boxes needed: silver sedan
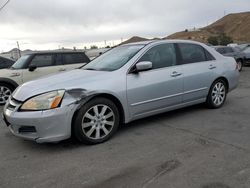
[2,40,239,144]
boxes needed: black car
[0,56,15,69]
[241,46,250,65]
[214,46,245,71]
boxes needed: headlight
[20,90,65,111]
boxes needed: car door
[22,54,60,82]
[127,43,183,117]
[243,47,250,61]
[177,43,215,103]
[62,53,90,71]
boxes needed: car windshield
[236,44,250,51]
[82,45,144,71]
[243,47,250,53]
[11,55,31,69]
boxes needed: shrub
[207,34,233,46]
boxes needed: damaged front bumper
[2,96,78,143]
[2,88,103,143]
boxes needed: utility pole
[0,0,10,12]
[16,41,21,58]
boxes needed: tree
[218,33,233,46]
[90,45,98,49]
[207,33,233,46]
[207,36,219,45]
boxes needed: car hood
[12,69,110,101]
[0,68,15,76]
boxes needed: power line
[0,0,10,12]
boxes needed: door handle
[59,68,66,71]
[171,71,182,77]
[209,65,216,70]
[10,73,20,77]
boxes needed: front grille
[18,126,36,133]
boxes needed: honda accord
[2,40,239,144]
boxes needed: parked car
[2,40,239,144]
[0,56,15,69]
[213,46,245,71]
[242,46,250,65]
[0,51,90,104]
[235,44,250,51]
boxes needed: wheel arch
[71,93,125,135]
[212,77,229,92]
[0,78,19,90]
[236,58,243,62]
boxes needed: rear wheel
[73,97,120,144]
[206,79,227,109]
[0,83,14,105]
[236,59,243,72]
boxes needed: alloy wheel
[212,82,226,106]
[237,61,242,71]
[81,104,115,140]
[0,86,11,105]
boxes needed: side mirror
[28,65,37,72]
[134,61,152,73]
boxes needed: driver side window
[139,43,177,69]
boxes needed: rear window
[63,53,90,65]
[216,48,225,54]
[178,43,207,64]
[224,47,234,53]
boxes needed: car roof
[26,50,86,55]
[121,39,210,47]
[213,46,233,49]
[0,56,15,62]
[121,40,157,46]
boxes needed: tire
[236,59,243,72]
[206,79,227,109]
[73,97,120,144]
[0,83,14,105]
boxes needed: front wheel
[206,79,227,109]
[73,97,120,144]
[0,83,14,105]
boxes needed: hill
[121,12,250,45]
[121,36,149,45]
[165,12,250,43]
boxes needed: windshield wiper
[84,68,98,71]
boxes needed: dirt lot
[0,68,250,188]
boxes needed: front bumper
[2,99,77,143]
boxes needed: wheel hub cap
[212,82,226,106]
[0,86,12,104]
[82,104,115,140]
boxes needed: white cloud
[0,0,249,51]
